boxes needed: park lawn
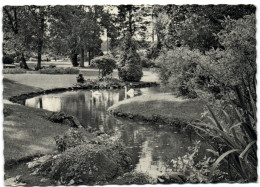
[108,93,205,122]
[3,103,70,163]
[2,79,70,164]
[3,78,43,99]
[3,68,159,90]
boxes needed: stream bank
[3,78,160,185]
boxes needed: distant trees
[3,6,50,70]
[3,6,31,69]
[49,6,103,67]
[151,5,256,53]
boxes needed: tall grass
[189,93,257,182]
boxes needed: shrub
[3,68,26,74]
[140,56,154,68]
[118,32,143,82]
[168,140,228,183]
[112,172,155,184]
[91,56,117,78]
[3,55,14,64]
[54,129,86,152]
[154,47,203,98]
[39,67,79,74]
[42,143,132,185]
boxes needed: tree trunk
[20,53,29,69]
[107,31,109,54]
[128,8,133,36]
[71,53,78,67]
[151,8,154,43]
[36,14,45,70]
[37,41,43,70]
[88,50,91,66]
[80,48,84,67]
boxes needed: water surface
[25,87,206,178]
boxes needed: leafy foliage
[42,142,132,185]
[91,56,117,78]
[169,141,228,183]
[190,104,257,182]
[154,47,203,98]
[118,32,143,82]
[3,55,14,64]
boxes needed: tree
[49,6,103,67]
[91,56,117,78]
[26,5,49,70]
[118,32,143,82]
[3,6,30,69]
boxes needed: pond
[25,87,208,178]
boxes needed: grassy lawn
[3,78,43,99]
[3,79,71,163]
[3,69,159,90]
[108,93,205,122]
[3,103,70,163]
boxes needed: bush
[3,68,26,74]
[39,67,79,74]
[112,172,155,184]
[118,32,143,82]
[41,143,132,185]
[154,47,203,98]
[3,55,14,64]
[54,129,86,152]
[140,56,154,68]
[91,56,117,78]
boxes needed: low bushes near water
[163,141,228,183]
[39,67,79,74]
[112,172,155,184]
[35,129,133,185]
[75,78,124,89]
[39,142,132,185]
[54,129,86,152]
[3,68,27,74]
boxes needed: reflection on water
[25,87,205,178]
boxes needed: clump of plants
[167,141,228,183]
[40,142,132,185]
[54,129,86,152]
[118,32,143,82]
[3,68,27,74]
[75,78,124,89]
[3,54,14,64]
[39,67,79,74]
[112,172,155,184]
[190,104,257,182]
[91,56,117,78]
